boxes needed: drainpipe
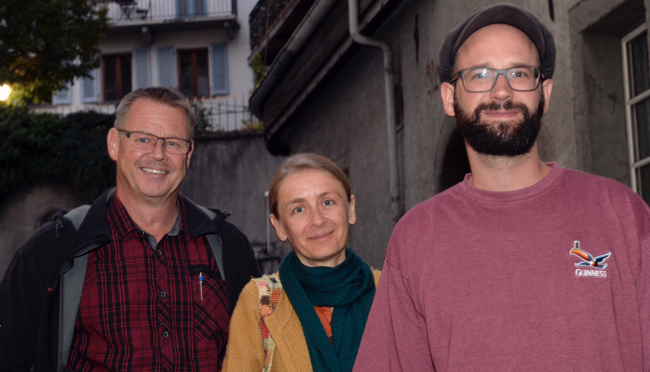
[348,0,401,223]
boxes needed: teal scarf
[279,247,375,372]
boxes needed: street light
[0,84,11,101]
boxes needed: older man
[0,87,261,372]
[354,4,650,371]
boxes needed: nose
[311,207,327,227]
[149,138,166,160]
[489,73,513,102]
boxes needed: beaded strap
[253,274,283,372]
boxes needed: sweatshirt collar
[457,162,565,204]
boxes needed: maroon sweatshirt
[354,164,650,371]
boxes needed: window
[103,54,132,101]
[178,49,210,99]
[623,24,650,204]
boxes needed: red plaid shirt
[67,195,230,371]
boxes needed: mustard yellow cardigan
[222,270,381,372]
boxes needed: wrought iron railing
[32,94,260,133]
[192,94,262,133]
[248,0,293,49]
[101,0,233,22]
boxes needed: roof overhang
[249,0,403,155]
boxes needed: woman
[223,153,380,372]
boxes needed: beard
[454,93,545,157]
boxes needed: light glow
[0,84,11,101]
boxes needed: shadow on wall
[439,127,471,191]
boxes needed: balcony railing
[249,0,292,49]
[102,0,233,23]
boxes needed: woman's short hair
[269,153,351,217]
[114,87,197,138]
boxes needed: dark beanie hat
[438,3,556,83]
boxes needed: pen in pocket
[199,272,204,301]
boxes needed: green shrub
[0,104,116,202]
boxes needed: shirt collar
[107,193,190,241]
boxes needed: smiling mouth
[310,231,333,240]
[142,167,168,174]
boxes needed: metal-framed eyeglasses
[450,66,542,93]
[117,129,192,155]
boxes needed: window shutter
[157,46,176,88]
[133,48,151,89]
[81,69,98,103]
[53,84,71,105]
[176,0,206,16]
[210,43,228,96]
[176,0,188,16]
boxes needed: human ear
[185,141,194,168]
[348,195,357,225]
[440,82,457,117]
[541,79,553,114]
[269,214,288,242]
[107,128,120,162]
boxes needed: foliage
[249,53,268,88]
[0,104,116,202]
[0,0,109,103]
[190,101,211,135]
[243,119,264,130]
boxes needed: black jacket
[0,190,261,372]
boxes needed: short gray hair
[114,87,197,138]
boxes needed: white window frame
[622,23,650,194]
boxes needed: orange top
[314,306,334,344]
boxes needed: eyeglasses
[117,129,192,155]
[450,66,542,93]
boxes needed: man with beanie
[353,4,650,371]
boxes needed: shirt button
[160,291,166,298]
[157,250,163,256]
[163,331,169,337]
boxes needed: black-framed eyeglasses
[450,66,542,93]
[117,129,192,155]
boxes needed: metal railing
[101,0,233,22]
[31,94,261,133]
[249,0,293,49]
[192,94,262,132]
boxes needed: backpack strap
[58,205,91,372]
[195,205,225,281]
[253,274,283,372]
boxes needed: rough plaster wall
[0,183,89,279]
[180,133,286,247]
[520,0,579,168]
[581,33,629,184]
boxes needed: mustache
[474,100,529,114]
